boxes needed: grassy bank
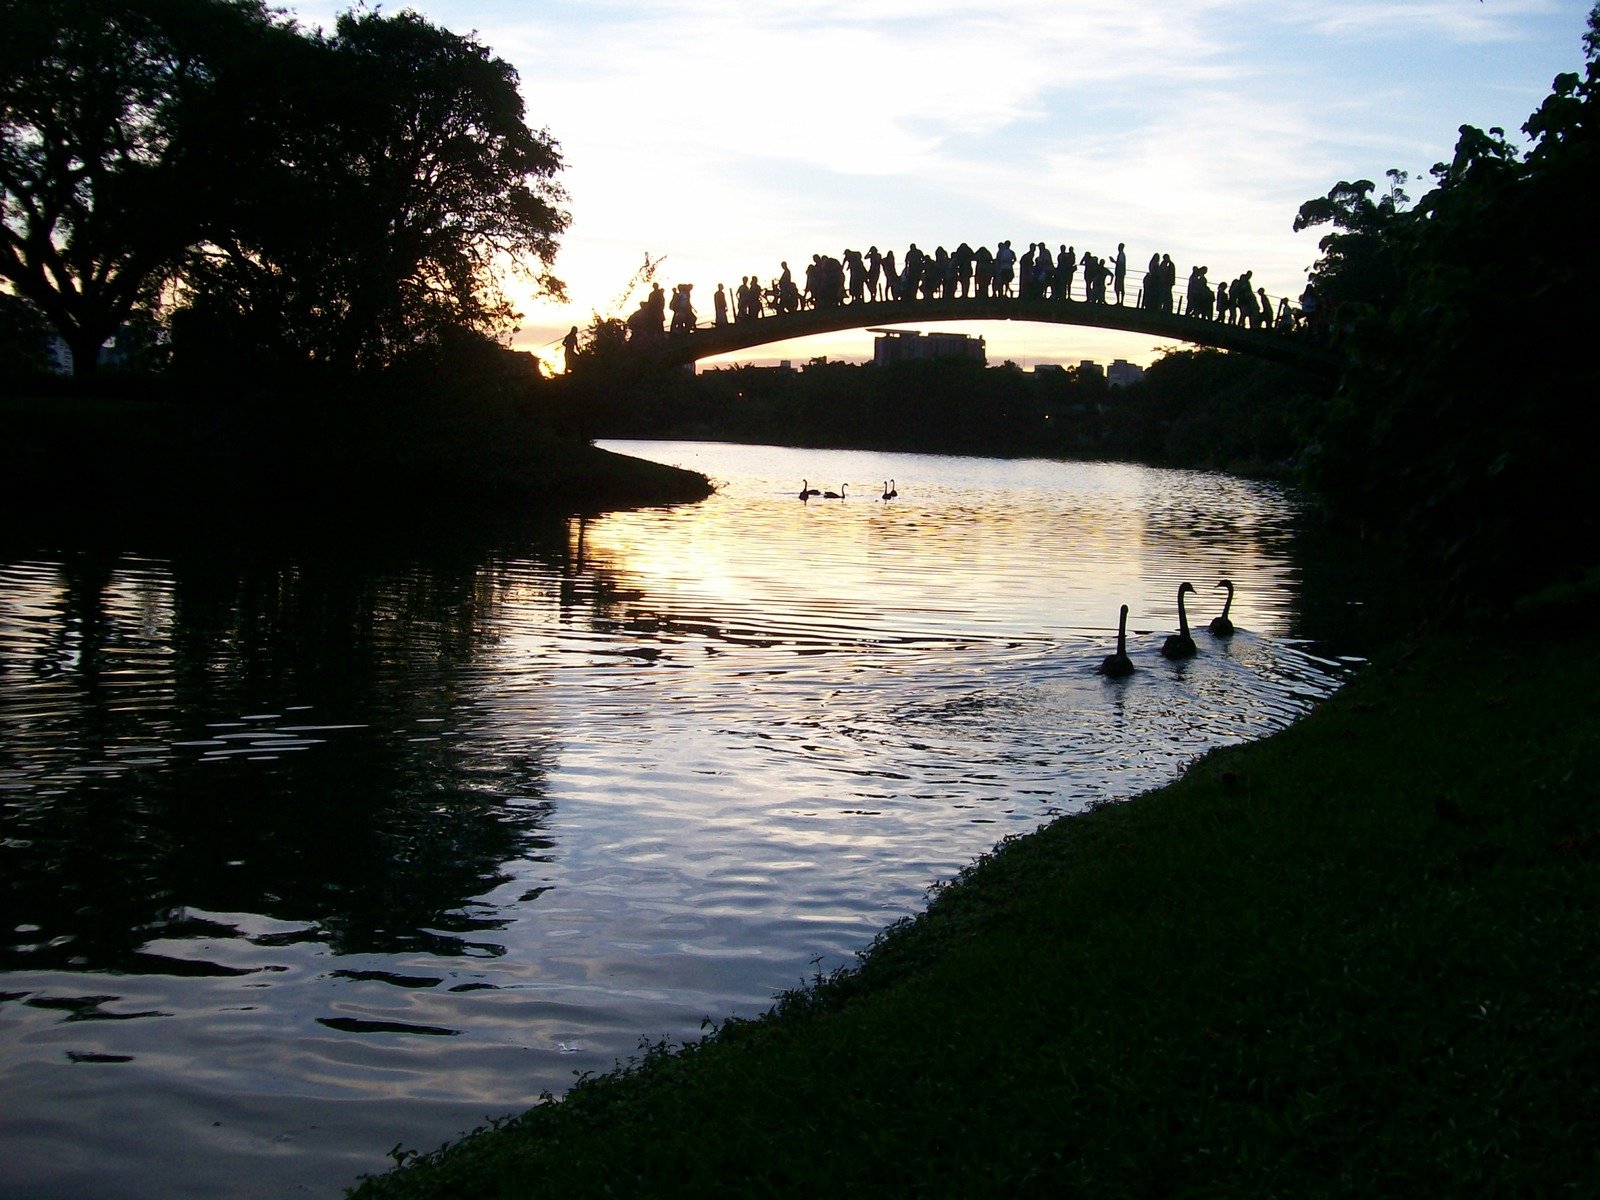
[349,616,1598,1198]
[0,392,713,519]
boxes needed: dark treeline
[575,350,1319,479]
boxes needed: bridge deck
[647,297,1345,376]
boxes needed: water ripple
[0,443,1358,1199]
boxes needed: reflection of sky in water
[0,444,1357,1199]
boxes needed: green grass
[349,622,1600,1198]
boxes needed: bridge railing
[673,267,1311,337]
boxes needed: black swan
[1098,604,1134,677]
[1209,579,1235,638]
[799,480,820,498]
[1161,582,1198,659]
[823,484,848,499]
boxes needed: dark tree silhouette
[0,0,277,375]
[1292,170,1410,319]
[178,9,570,374]
[1296,3,1600,600]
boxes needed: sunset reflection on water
[0,442,1353,1199]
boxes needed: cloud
[282,0,1585,362]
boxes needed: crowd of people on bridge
[607,239,1323,351]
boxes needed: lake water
[0,441,1362,1198]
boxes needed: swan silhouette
[1098,605,1134,677]
[823,483,848,499]
[1161,582,1198,659]
[887,479,898,499]
[799,479,820,499]
[1209,580,1235,638]
[881,480,892,501]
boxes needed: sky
[290,0,1589,371]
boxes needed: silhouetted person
[953,242,974,297]
[866,246,884,301]
[927,247,948,300]
[1257,286,1271,329]
[1061,246,1077,300]
[903,244,925,301]
[669,283,695,333]
[626,301,654,345]
[1231,271,1257,327]
[1217,280,1231,324]
[994,240,1016,297]
[1113,243,1127,305]
[1083,253,1109,303]
[1300,282,1320,331]
[713,284,729,326]
[844,249,866,303]
[882,249,899,300]
[821,254,845,307]
[562,325,579,372]
[1159,254,1175,312]
[974,244,994,298]
[1187,266,1210,318]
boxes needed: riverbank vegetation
[1290,14,1599,603]
[349,601,1599,1199]
[574,349,1320,480]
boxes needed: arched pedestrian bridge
[644,297,1346,377]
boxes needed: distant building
[46,336,72,374]
[1077,359,1104,378]
[869,328,986,367]
[1106,358,1145,388]
[44,331,138,374]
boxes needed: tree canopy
[0,0,277,373]
[0,0,569,377]
[1294,4,1600,600]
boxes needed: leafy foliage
[0,0,278,373]
[1296,7,1600,601]
[177,8,569,375]
[1,1,569,378]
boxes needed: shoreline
[0,394,716,527]
[348,614,1599,1197]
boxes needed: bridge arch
[645,297,1345,376]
